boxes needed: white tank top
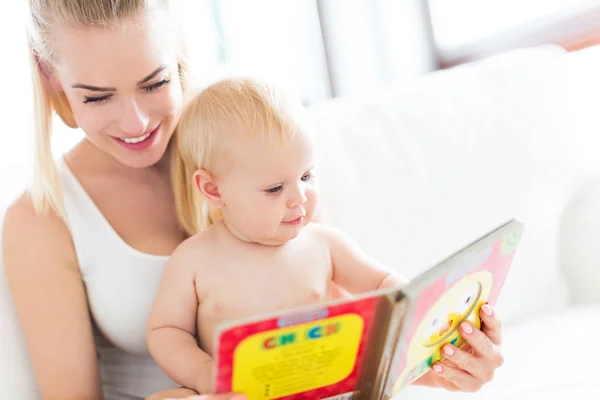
[58,157,179,399]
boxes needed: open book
[212,219,524,400]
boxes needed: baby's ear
[193,169,223,208]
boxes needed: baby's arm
[146,239,212,393]
[317,224,407,293]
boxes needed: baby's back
[193,224,332,355]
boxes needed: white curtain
[214,0,331,104]
[317,0,437,97]
[428,0,600,64]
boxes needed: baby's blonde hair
[26,0,188,220]
[172,78,309,236]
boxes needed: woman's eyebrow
[70,65,167,92]
[71,83,117,92]
[137,65,167,86]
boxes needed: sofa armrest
[560,175,600,305]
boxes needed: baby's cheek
[306,185,320,202]
[308,188,320,212]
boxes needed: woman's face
[50,12,183,168]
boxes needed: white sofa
[2,44,600,399]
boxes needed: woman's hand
[414,303,504,392]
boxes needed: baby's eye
[301,172,313,181]
[266,185,283,194]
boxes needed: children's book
[212,218,524,400]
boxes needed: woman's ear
[36,54,62,91]
[35,53,78,128]
[193,169,223,208]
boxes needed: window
[428,0,600,66]
[214,1,330,104]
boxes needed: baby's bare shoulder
[169,228,220,272]
[304,222,342,243]
[301,223,340,255]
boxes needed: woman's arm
[3,194,103,399]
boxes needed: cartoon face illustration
[421,303,449,345]
[421,280,482,347]
[414,271,492,355]
[392,271,493,395]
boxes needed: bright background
[2,0,600,173]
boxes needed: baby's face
[216,130,320,245]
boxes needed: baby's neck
[215,219,290,248]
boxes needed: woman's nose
[118,95,149,135]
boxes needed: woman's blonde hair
[26,0,188,220]
[172,78,309,236]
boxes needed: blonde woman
[2,1,244,399]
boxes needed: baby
[147,78,406,394]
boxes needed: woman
[2,1,505,399]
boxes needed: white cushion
[308,45,584,325]
[560,174,600,305]
[398,304,600,399]
[563,45,600,173]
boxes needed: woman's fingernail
[461,322,473,334]
[443,345,454,356]
[482,304,493,316]
[433,364,443,373]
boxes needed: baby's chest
[202,251,332,316]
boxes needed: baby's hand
[415,304,504,392]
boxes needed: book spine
[372,298,409,400]
[355,290,406,400]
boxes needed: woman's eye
[301,172,313,181]
[266,185,283,194]
[145,79,170,93]
[83,95,111,104]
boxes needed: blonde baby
[146,78,405,395]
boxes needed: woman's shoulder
[4,191,64,232]
[2,192,77,272]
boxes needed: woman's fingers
[431,361,483,392]
[479,303,503,346]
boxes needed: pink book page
[387,226,522,395]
